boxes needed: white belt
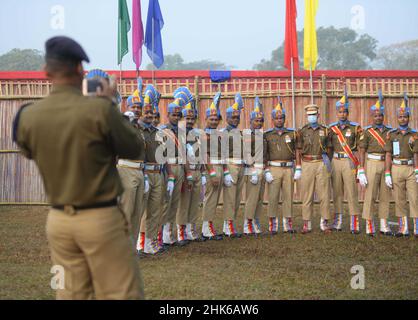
[144,164,162,171]
[333,153,349,159]
[118,159,144,169]
[269,161,294,168]
[189,164,202,170]
[393,159,413,166]
[167,158,181,165]
[227,159,244,165]
[367,154,385,161]
[209,159,225,165]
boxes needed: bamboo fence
[1,72,417,204]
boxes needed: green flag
[118,0,131,65]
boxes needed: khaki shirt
[328,121,362,153]
[264,128,296,162]
[160,122,182,159]
[296,124,328,156]
[222,125,243,160]
[358,125,391,154]
[385,128,418,159]
[15,85,143,206]
[204,128,223,161]
[138,121,161,164]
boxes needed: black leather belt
[52,199,118,211]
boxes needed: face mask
[308,115,318,124]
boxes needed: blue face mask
[308,115,318,124]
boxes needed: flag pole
[291,58,296,129]
[309,64,314,104]
[152,14,155,85]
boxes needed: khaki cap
[305,104,319,115]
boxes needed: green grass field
[0,205,417,300]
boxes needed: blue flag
[145,0,164,68]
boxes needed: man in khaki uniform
[384,93,418,238]
[136,84,166,255]
[201,92,224,241]
[243,97,265,236]
[327,92,363,234]
[296,104,332,234]
[222,93,245,238]
[160,87,192,246]
[358,91,393,236]
[13,36,143,299]
[263,97,297,234]
[117,80,146,247]
[177,99,207,242]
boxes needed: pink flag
[132,0,144,71]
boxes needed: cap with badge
[304,104,319,115]
[127,78,144,109]
[206,92,222,118]
[142,84,159,113]
[226,93,244,119]
[250,97,264,120]
[45,36,90,63]
[397,92,410,116]
[181,88,197,118]
[371,89,385,115]
[272,96,286,118]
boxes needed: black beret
[45,36,90,63]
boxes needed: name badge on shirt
[285,135,291,143]
[319,130,325,137]
[393,140,400,156]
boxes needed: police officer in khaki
[160,88,191,246]
[117,80,146,247]
[222,93,245,238]
[13,36,144,299]
[137,84,166,255]
[177,99,207,242]
[201,92,224,240]
[264,97,297,234]
[296,104,332,234]
[243,97,265,236]
[384,93,418,238]
[327,92,362,234]
[358,91,393,236]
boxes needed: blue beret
[45,36,90,63]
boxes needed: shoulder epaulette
[265,128,274,134]
[411,129,417,133]
[389,128,397,133]
[286,128,296,132]
[12,103,33,143]
[350,121,360,126]
[328,122,338,127]
[385,125,393,130]
[364,125,372,131]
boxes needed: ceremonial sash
[331,126,360,167]
[368,128,386,149]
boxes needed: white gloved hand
[357,168,368,187]
[265,171,274,184]
[144,175,150,193]
[224,172,234,187]
[250,174,259,185]
[201,175,207,186]
[415,169,418,183]
[294,166,302,181]
[385,172,393,189]
[167,179,175,196]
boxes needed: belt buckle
[64,205,76,215]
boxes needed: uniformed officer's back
[18,87,140,206]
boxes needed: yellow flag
[304,0,319,71]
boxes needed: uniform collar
[308,124,320,130]
[226,124,238,131]
[138,120,153,130]
[51,84,82,95]
[398,126,410,134]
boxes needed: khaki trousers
[46,207,144,300]
[177,170,202,225]
[202,165,224,222]
[362,159,391,220]
[331,158,361,216]
[301,160,332,221]
[244,170,265,220]
[267,167,294,218]
[140,172,164,240]
[223,164,245,221]
[161,165,185,225]
[118,167,144,246]
[392,165,418,218]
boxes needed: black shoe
[137,250,147,258]
[224,233,242,239]
[380,231,394,236]
[243,232,257,237]
[177,240,190,247]
[202,234,223,241]
[332,227,343,232]
[269,231,279,236]
[367,233,376,237]
[350,230,361,235]
[284,230,297,234]
[395,232,410,238]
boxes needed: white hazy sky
[1,0,418,70]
